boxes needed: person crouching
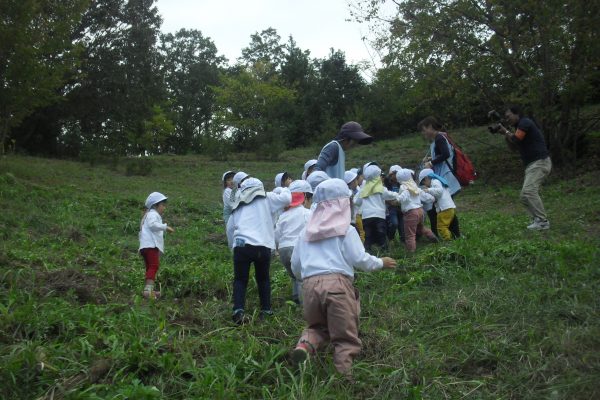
[227,177,291,324]
[290,178,397,375]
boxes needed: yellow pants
[437,208,456,241]
[356,215,366,243]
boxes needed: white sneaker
[527,219,550,230]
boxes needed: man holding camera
[498,106,552,230]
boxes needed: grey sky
[155,0,383,68]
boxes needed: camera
[487,110,504,134]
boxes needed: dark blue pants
[233,245,271,312]
[363,217,388,252]
[386,207,405,242]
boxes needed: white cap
[145,192,168,209]
[396,168,413,183]
[301,171,307,180]
[222,170,235,182]
[304,159,318,171]
[313,178,352,203]
[233,171,249,186]
[349,168,358,175]
[344,170,358,184]
[274,172,288,188]
[419,168,434,183]
[388,165,401,175]
[289,179,313,194]
[364,164,382,181]
[307,171,330,191]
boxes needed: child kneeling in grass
[290,179,396,375]
[139,192,174,299]
[419,168,457,241]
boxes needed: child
[290,178,397,375]
[226,177,291,324]
[275,179,312,304]
[222,170,236,225]
[302,159,318,180]
[344,170,359,228]
[419,168,457,241]
[395,169,438,253]
[385,165,405,243]
[139,192,175,299]
[274,171,293,188]
[354,164,402,252]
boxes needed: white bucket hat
[233,171,249,187]
[344,170,358,185]
[289,179,313,194]
[307,171,330,191]
[145,192,168,209]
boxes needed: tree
[159,29,225,154]
[240,28,285,81]
[0,0,89,154]
[354,0,600,164]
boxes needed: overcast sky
[155,0,384,68]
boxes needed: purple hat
[338,121,373,145]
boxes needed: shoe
[142,290,160,299]
[232,309,247,325]
[259,310,274,321]
[291,343,309,365]
[527,219,550,230]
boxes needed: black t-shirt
[511,117,549,165]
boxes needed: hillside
[1,132,599,399]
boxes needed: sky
[155,0,385,69]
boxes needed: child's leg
[141,248,160,290]
[403,209,419,252]
[427,208,438,237]
[297,276,331,352]
[449,214,461,238]
[326,275,361,375]
[232,246,252,312]
[398,209,406,242]
[355,215,366,243]
[253,245,272,312]
[362,218,375,251]
[374,218,388,250]
[279,246,299,302]
[437,209,455,240]
[415,208,437,241]
[386,209,398,240]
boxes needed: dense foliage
[1,0,599,164]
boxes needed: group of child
[136,153,459,376]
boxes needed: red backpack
[440,132,477,186]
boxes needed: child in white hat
[395,169,437,253]
[139,192,175,299]
[227,177,292,324]
[275,179,312,304]
[290,178,396,375]
[419,168,457,241]
[222,171,236,225]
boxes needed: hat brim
[346,131,373,145]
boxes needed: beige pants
[297,273,361,374]
[520,157,552,221]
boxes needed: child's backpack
[440,132,477,186]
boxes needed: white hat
[307,171,330,191]
[418,168,434,183]
[396,168,413,183]
[349,168,358,175]
[145,192,168,209]
[274,172,288,188]
[222,170,235,182]
[240,177,263,190]
[388,165,401,175]
[304,159,318,171]
[344,170,358,184]
[313,178,352,204]
[289,179,313,194]
[364,164,382,181]
[233,171,249,186]
[301,171,307,180]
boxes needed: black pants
[233,245,271,312]
[386,207,405,242]
[363,217,388,252]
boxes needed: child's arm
[420,191,435,204]
[267,188,292,213]
[146,212,168,232]
[342,227,388,272]
[290,238,302,281]
[425,180,444,198]
[397,185,410,203]
[353,190,363,207]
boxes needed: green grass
[1,132,599,399]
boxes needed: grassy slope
[1,128,599,399]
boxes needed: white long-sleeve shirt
[397,185,435,213]
[291,226,383,280]
[227,189,291,250]
[275,205,310,249]
[353,188,400,219]
[427,179,456,212]
[139,209,168,253]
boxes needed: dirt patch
[205,232,227,244]
[37,269,105,304]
